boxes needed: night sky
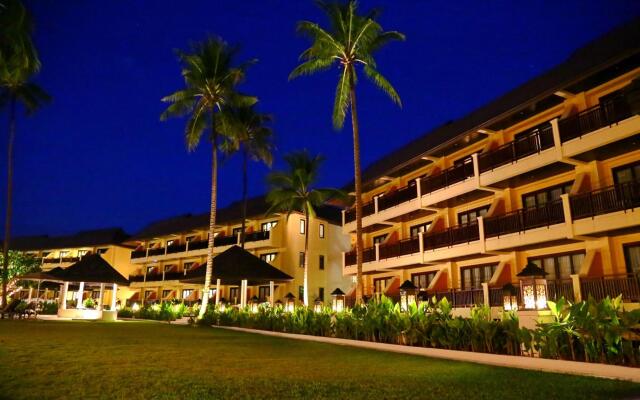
[2,1,639,237]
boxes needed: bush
[40,301,58,315]
[117,307,134,318]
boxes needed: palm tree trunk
[198,122,218,319]
[303,208,310,306]
[240,148,248,249]
[2,96,16,307]
[349,72,364,304]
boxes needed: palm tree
[218,106,274,248]
[0,0,50,306]
[266,150,344,306]
[160,36,256,318]
[290,1,404,303]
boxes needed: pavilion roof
[54,254,129,285]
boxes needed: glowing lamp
[217,297,227,312]
[249,295,259,313]
[517,262,548,310]
[284,292,296,312]
[399,280,418,311]
[502,283,519,311]
[313,297,323,313]
[330,288,346,313]
[132,302,140,312]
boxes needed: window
[260,253,277,263]
[42,251,51,257]
[208,289,215,299]
[185,235,197,242]
[162,290,172,299]
[461,264,498,290]
[319,223,325,238]
[299,285,304,300]
[258,286,271,302]
[299,252,305,268]
[522,181,573,209]
[164,264,175,272]
[91,291,101,299]
[613,161,640,185]
[318,287,324,302]
[182,289,193,299]
[97,248,108,254]
[148,242,156,249]
[144,290,155,300]
[59,251,69,258]
[373,234,388,245]
[146,266,156,274]
[232,227,243,237]
[183,262,195,271]
[529,252,585,281]
[412,271,437,290]
[229,287,240,304]
[623,244,640,274]
[78,250,89,258]
[373,277,393,294]
[319,255,325,270]
[454,154,474,166]
[299,219,306,234]
[166,239,176,247]
[458,205,490,225]
[410,222,431,238]
[261,221,277,232]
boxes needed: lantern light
[502,283,519,311]
[217,297,227,312]
[517,262,548,310]
[284,292,296,312]
[330,288,346,313]
[313,297,323,313]
[249,295,259,313]
[399,280,418,312]
[132,302,140,312]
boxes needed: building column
[77,282,85,309]
[269,281,275,306]
[27,287,33,303]
[60,282,68,310]
[240,279,247,308]
[110,283,118,311]
[215,279,221,304]
[481,282,490,306]
[98,283,105,310]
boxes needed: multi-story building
[341,21,640,309]
[124,196,351,306]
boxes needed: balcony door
[624,244,640,274]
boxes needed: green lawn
[0,320,638,400]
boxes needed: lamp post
[330,288,346,313]
[284,292,296,312]
[313,297,323,313]
[517,262,548,310]
[399,280,418,312]
[502,283,519,311]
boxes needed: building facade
[340,22,640,309]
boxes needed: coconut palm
[218,106,274,248]
[0,0,50,306]
[160,36,256,318]
[266,150,344,306]
[290,0,404,303]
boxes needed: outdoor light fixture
[313,297,323,313]
[417,290,430,308]
[218,297,227,312]
[399,280,418,311]
[249,295,259,313]
[517,262,548,310]
[284,292,296,312]
[330,288,346,313]
[132,302,140,312]
[502,283,519,311]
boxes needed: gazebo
[17,268,64,303]
[181,245,293,307]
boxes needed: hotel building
[340,22,640,309]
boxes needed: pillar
[98,283,105,310]
[60,282,68,310]
[110,283,118,311]
[27,287,33,303]
[77,281,85,309]
[269,281,275,306]
[240,279,247,308]
[481,282,490,306]
[215,279,221,304]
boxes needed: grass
[0,320,638,400]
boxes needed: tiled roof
[5,228,130,251]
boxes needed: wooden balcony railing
[431,288,484,307]
[423,222,480,251]
[166,243,187,254]
[558,95,634,142]
[570,180,640,220]
[345,200,376,224]
[377,184,418,212]
[478,123,553,173]
[344,246,377,267]
[547,279,575,302]
[131,250,146,259]
[580,273,640,302]
[378,237,420,260]
[188,240,208,251]
[484,200,565,238]
[420,160,475,195]
[129,274,145,282]
[147,248,165,257]
[244,230,270,242]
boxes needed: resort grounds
[1,319,639,399]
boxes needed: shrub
[117,307,134,318]
[40,301,58,315]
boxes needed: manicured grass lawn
[0,320,638,400]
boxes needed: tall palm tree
[0,0,50,306]
[266,150,344,306]
[290,1,404,303]
[218,106,274,248]
[160,36,256,318]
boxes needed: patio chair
[22,302,38,319]
[0,299,21,319]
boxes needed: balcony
[580,273,640,302]
[423,223,480,251]
[43,257,80,264]
[570,180,640,220]
[559,96,633,143]
[344,247,376,267]
[484,200,565,238]
[378,237,420,260]
[431,288,484,308]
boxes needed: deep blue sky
[2,1,639,237]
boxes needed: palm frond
[332,66,351,129]
[289,57,335,80]
[363,65,401,107]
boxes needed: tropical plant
[290,0,404,303]
[0,251,40,299]
[218,106,274,247]
[266,150,345,306]
[0,0,50,306]
[160,36,256,318]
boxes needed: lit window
[373,234,387,245]
[182,289,193,299]
[299,219,306,234]
[461,264,498,290]
[186,235,197,242]
[183,262,194,271]
[232,227,243,237]
[146,266,156,274]
[166,239,176,247]
[164,265,175,272]
[260,253,277,263]
[319,223,325,238]
[261,221,278,232]
[59,251,69,258]
[162,290,172,299]
[78,250,89,258]
[410,222,431,237]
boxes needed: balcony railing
[345,200,376,224]
[43,257,80,264]
[188,240,208,251]
[478,123,554,173]
[131,250,146,259]
[558,95,633,142]
[431,288,484,307]
[244,230,270,242]
[484,200,565,238]
[378,237,420,260]
[547,279,575,302]
[420,160,475,195]
[344,246,377,267]
[148,248,165,257]
[570,180,640,220]
[129,274,145,282]
[580,273,640,302]
[377,184,418,212]
[423,222,480,251]
[166,243,187,254]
